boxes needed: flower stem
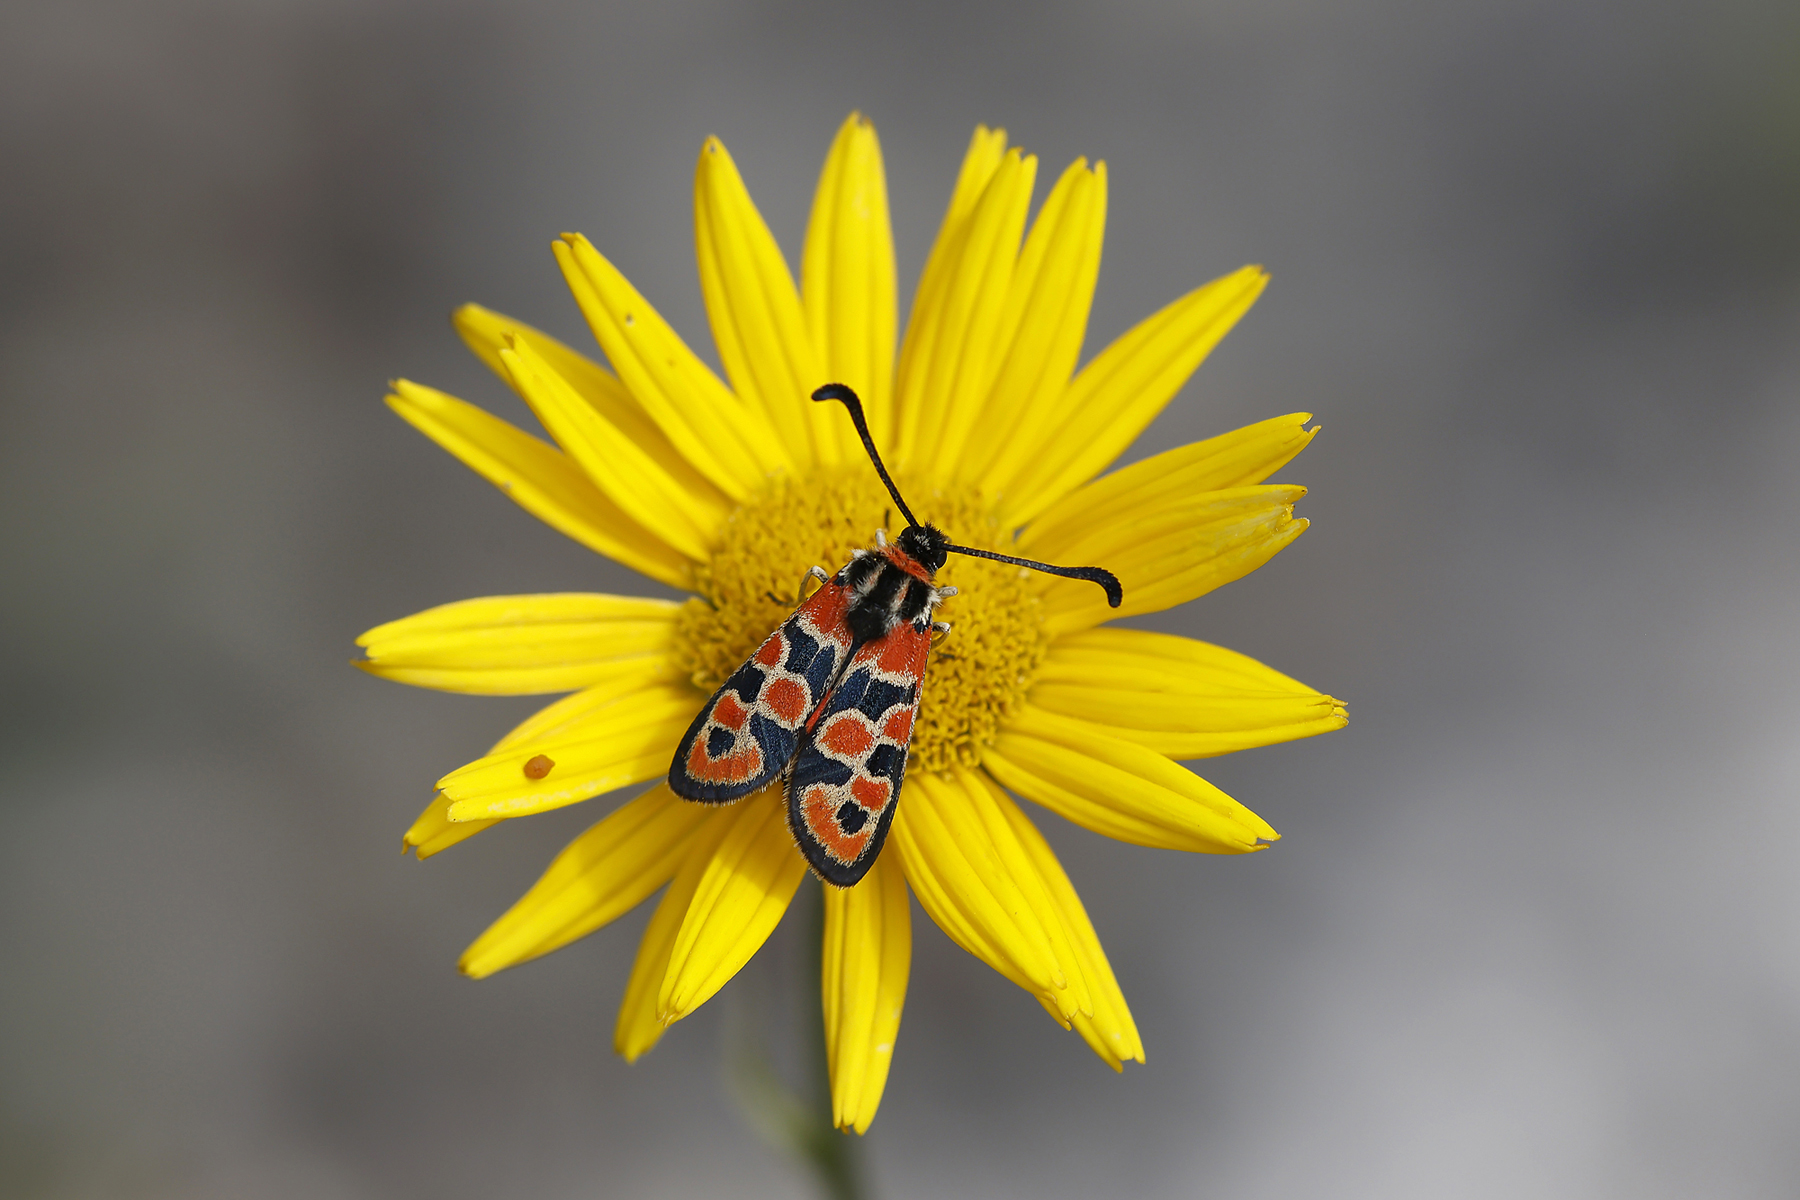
[800,879,864,1200]
[724,879,867,1200]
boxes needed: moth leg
[874,527,887,549]
[934,585,959,600]
[767,566,831,609]
[931,620,953,644]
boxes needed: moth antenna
[812,383,920,530]
[943,543,1124,608]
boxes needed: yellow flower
[358,114,1345,1134]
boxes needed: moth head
[896,523,949,574]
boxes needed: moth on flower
[356,113,1346,1135]
[669,383,1121,885]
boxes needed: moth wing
[669,579,857,802]
[786,619,931,886]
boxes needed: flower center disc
[674,469,1050,774]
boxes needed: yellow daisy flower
[358,113,1345,1134]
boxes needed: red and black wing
[669,580,858,803]
[785,619,931,886]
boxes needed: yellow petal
[403,649,695,857]
[893,125,1009,467]
[1032,628,1347,757]
[355,592,679,695]
[499,337,725,561]
[822,854,910,1134]
[385,381,691,589]
[801,113,898,453]
[1021,412,1317,560]
[890,771,1088,1023]
[985,704,1278,853]
[1033,485,1310,636]
[957,158,1107,485]
[658,786,808,1023]
[979,772,1143,1070]
[459,784,710,978]
[996,265,1269,526]
[894,148,1037,478]
[912,126,1010,314]
[408,696,644,865]
[615,807,736,1061]
[452,303,729,511]
[555,234,792,492]
[437,683,699,821]
[695,136,838,467]
[401,791,486,860]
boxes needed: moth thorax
[844,557,937,644]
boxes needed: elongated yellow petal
[1032,628,1347,757]
[402,670,676,858]
[914,126,1011,305]
[955,158,1107,484]
[355,593,679,695]
[695,136,837,468]
[1034,485,1309,636]
[453,303,729,510]
[822,855,910,1134]
[802,113,897,452]
[385,381,691,588]
[459,785,709,978]
[985,704,1277,853]
[658,786,808,1023]
[895,149,1037,477]
[438,683,699,821]
[616,807,736,1061]
[1021,413,1317,559]
[555,234,791,492]
[890,771,1087,1023]
[893,125,1008,465]
[401,792,486,859]
[997,265,1269,525]
[978,773,1143,1070]
[499,337,725,561]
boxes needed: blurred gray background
[3,1,1798,1197]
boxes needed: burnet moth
[667,383,1123,887]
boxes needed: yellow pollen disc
[673,469,1050,774]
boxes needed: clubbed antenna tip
[942,543,1123,607]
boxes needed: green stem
[724,879,867,1200]
[800,879,864,1200]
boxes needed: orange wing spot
[850,775,890,811]
[882,709,913,743]
[687,737,761,784]
[803,785,870,864]
[764,677,807,723]
[821,714,874,759]
[713,692,750,731]
[755,635,785,667]
[877,631,924,674]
